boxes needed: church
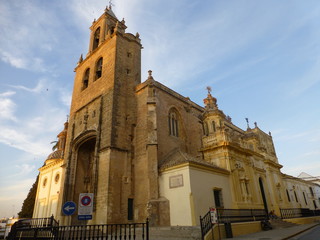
[33,6,319,227]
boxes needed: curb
[281,223,320,240]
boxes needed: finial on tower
[203,86,218,110]
[206,86,212,95]
[148,70,154,80]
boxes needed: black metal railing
[217,208,267,223]
[14,215,59,229]
[200,210,213,240]
[199,208,268,240]
[280,208,320,219]
[8,217,149,240]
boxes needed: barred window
[213,189,224,208]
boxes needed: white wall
[189,167,232,223]
[159,166,193,226]
[33,162,62,218]
[159,165,232,226]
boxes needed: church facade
[33,7,319,226]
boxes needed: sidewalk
[221,223,319,240]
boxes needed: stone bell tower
[59,6,142,225]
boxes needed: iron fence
[199,210,213,240]
[217,208,267,223]
[280,208,320,219]
[199,208,267,240]
[14,216,58,229]
[8,218,149,240]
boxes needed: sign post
[78,193,93,220]
[210,208,217,224]
[62,201,76,216]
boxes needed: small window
[286,189,291,202]
[203,122,209,136]
[168,109,179,137]
[212,121,216,132]
[303,192,308,205]
[95,57,103,80]
[43,178,48,188]
[128,198,134,220]
[93,27,100,50]
[213,189,224,208]
[110,26,115,35]
[82,68,90,90]
[55,173,60,184]
[294,191,298,202]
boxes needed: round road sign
[81,195,92,206]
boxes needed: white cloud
[14,164,36,177]
[0,91,15,98]
[9,79,46,93]
[284,162,320,177]
[0,1,58,72]
[0,91,17,122]
[0,128,50,156]
[0,51,27,69]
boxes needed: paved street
[289,225,320,240]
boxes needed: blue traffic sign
[62,201,76,216]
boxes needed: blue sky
[0,0,320,218]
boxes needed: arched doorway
[259,177,269,215]
[72,137,96,224]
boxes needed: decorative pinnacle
[203,86,218,110]
[148,70,153,80]
[245,118,250,129]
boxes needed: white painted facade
[159,163,232,226]
[33,158,63,218]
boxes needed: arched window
[294,191,298,202]
[82,68,90,90]
[212,121,216,132]
[93,27,100,50]
[303,192,308,205]
[286,189,291,202]
[168,109,179,137]
[95,57,103,80]
[203,122,209,136]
